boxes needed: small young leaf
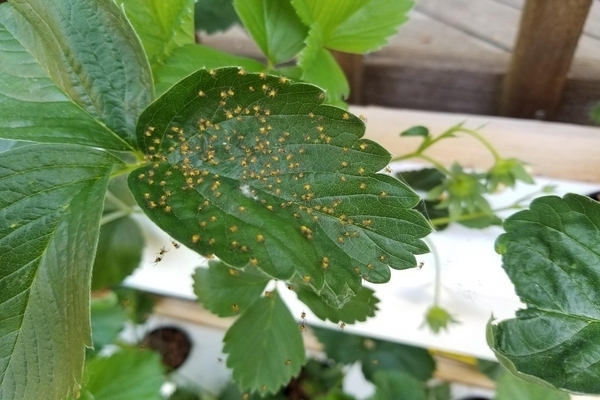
[234,0,308,65]
[193,260,270,317]
[82,348,164,400]
[591,102,600,125]
[195,0,240,34]
[291,0,413,54]
[295,285,379,324]
[489,194,600,394]
[0,5,134,151]
[313,327,435,382]
[8,0,153,148]
[154,44,265,96]
[400,126,429,138]
[118,0,195,73]
[495,370,569,400]
[371,370,427,400]
[0,145,123,400]
[92,216,145,290]
[128,68,430,308]
[223,292,306,394]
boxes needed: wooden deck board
[416,0,600,60]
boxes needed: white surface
[125,167,600,361]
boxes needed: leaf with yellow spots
[223,291,306,395]
[193,260,270,317]
[128,67,431,308]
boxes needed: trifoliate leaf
[128,67,430,308]
[294,285,379,323]
[489,194,600,394]
[193,260,270,317]
[223,291,305,394]
[313,327,435,382]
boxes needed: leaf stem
[111,162,146,180]
[424,236,442,306]
[100,209,130,225]
[454,127,502,162]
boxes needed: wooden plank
[416,0,600,60]
[331,51,364,104]
[499,0,593,120]
[388,10,503,54]
[353,106,600,183]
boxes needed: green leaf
[6,0,153,149]
[489,194,600,394]
[82,348,164,400]
[476,358,504,381]
[294,285,379,323]
[371,370,427,400]
[0,5,132,151]
[114,288,156,325]
[234,0,308,65]
[426,382,451,400]
[92,216,145,290]
[90,292,128,352]
[398,168,444,192]
[291,0,413,54]
[223,291,306,394]
[400,126,429,138]
[195,0,240,34]
[0,145,123,400]
[313,327,435,382]
[118,0,195,73]
[297,24,349,104]
[591,102,600,125]
[193,260,270,317]
[128,68,430,308]
[154,44,265,96]
[422,305,459,334]
[495,370,569,400]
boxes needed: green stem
[454,127,502,162]
[105,190,131,212]
[416,154,452,176]
[111,162,146,180]
[100,209,130,225]
[424,237,442,306]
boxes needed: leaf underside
[489,194,600,394]
[128,67,430,308]
[0,145,121,400]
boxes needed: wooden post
[499,0,592,120]
[331,51,365,105]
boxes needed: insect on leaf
[128,67,431,308]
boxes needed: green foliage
[370,370,427,400]
[591,102,600,125]
[195,0,240,34]
[0,145,123,400]
[313,327,435,382]
[400,126,429,138]
[155,44,265,95]
[494,370,569,400]
[193,260,270,317]
[118,0,195,73]
[489,194,600,393]
[487,158,534,192]
[223,292,306,394]
[90,292,128,352]
[92,216,145,290]
[81,348,164,400]
[423,305,459,334]
[128,67,430,307]
[234,0,308,66]
[3,0,153,149]
[294,285,379,324]
[0,4,138,151]
[291,0,413,53]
